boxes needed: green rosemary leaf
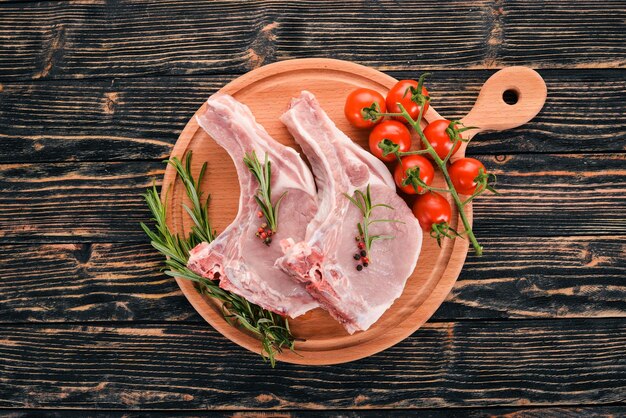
[367,219,405,225]
[164,269,205,283]
[344,184,400,257]
[183,204,203,230]
[264,153,271,200]
[370,203,395,210]
[237,316,264,336]
[244,151,286,233]
[342,192,362,212]
[254,196,271,220]
[371,234,395,240]
[141,151,296,368]
[273,191,288,225]
[196,162,207,191]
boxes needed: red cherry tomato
[344,88,386,128]
[448,158,487,195]
[386,80,430,122]
[368,120,412,163]
[424,119,461,160]
[412,192,452,232]
[393,155,435,194]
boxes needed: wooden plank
[446,235,626,319]
[0,243,197,323]
[1,154,624,243]
[0,236,623,323]
[1,70,624,163]
[0,319,623,409]
[0,161,163,243]
[0,1,624,81]
[473,153,626,237]
[1,406,625,416]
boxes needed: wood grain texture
[1,154,623,243]
[1,406,625,417]
[0,319,624,409]
[447,236,626,319]
[0,161,163,243]
[0,0,624,81]
[1,70,623,163]
[0,0,623,411]
[0,236,624,323]
[0,243,198,323]
[473,153,626,237]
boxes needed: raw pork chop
[276,91,422,333]
[187,94,319,318]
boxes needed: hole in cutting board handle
[502,89,519,105]
[455,67,547,161]
[460,67,546,134]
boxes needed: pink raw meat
[187,94,319,318]
[276,91,422,333]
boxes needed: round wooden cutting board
[162,58,547,365]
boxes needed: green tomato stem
[376,112,405,117]
[423,185,452,193]
[442,137,461,165]
[399,149,430,156]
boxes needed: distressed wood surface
[1,154,624,243]
[0,0,624,81]
[1,70,624,163]
[1,407,625,417]
[0,236,624,323]
[0,319,624,409]
[1,0,625,412]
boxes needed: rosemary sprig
[243,151,287,233]
[343,184,403,255]
[141,151,296,367]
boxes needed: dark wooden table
[1,1,625,416]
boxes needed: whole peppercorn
[356,264,363,271]
[353,253,361,260]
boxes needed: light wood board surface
[162,58,546,365]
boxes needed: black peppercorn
[360,250,367,257]
[353,253,361,260]
[356,264,363,271]
[363,262,369,268]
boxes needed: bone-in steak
[276,91,422,333]
[187,94,319,318]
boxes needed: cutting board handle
[454,66,547,160]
